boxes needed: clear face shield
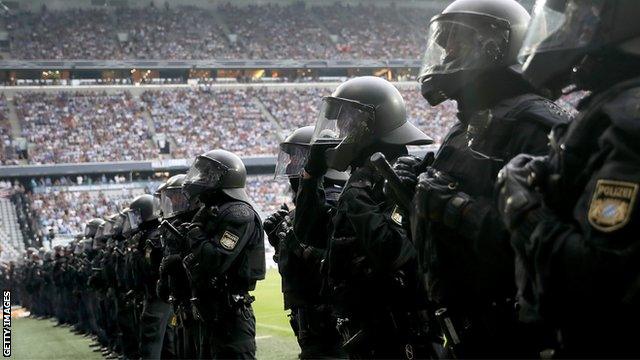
[183,156,230,200]
[418,13,511,81]
[93,226,105,249]
[160,187,192,219]
[519,0,604,68]
[102,221,115,238]
[127,209,143,232]
[311,97,376,171]
[274,143,309,180]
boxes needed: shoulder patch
[220,231,240,250]
[224,203,253,223]
[390,205,403,226]
[588,179,638,232]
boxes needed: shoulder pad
[495,93,572,129]
[219,202,255,224]
[601,87,640,135]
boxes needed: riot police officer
[496,0,640,356]
[391,0,571,356]
[127,194,172,359]
[181,149,266,359]
[155,174,200,359]
[265,126,348,359]
[301,76,433,358]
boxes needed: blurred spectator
[15,91,156,163]
[29,187,146,235]
[141,87,277,158]
[7,3,434,60]
[3,85,579,164]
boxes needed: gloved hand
[414,169,471,227]
[263,204,290,248]
[496,154,546,230]
[385,152,435,197]
[388,155,421,192]
[159,254,181,275]
[304,143,331,177]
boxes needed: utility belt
[336,308,431,360]
[190,291,254,324]
[433,297,520,359]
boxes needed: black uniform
[413,94,568,356]
[272,181,344,359]
[505,84,640,357]
[183,200,265,359]
[157,210,199,359]
[322,163,427,359]
[136,221,173,360]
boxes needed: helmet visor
[160,188,191,218]
[94,226,105,242]
[84,225,94,237]
[127,209,143,232]
[419,13,511,79]
[102,221,115,237]
[311,97,375,146]
[184,156,229,189]
[274,143,309,179]
[519,0,604,66]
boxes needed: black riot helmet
[519,0,640,91]
[127,194,160,232]
[311,76,432,171]
[276,126,349,183]
[157,174,198,219]
[418,0,531,105]
[183,149,251,204]
[84,218,105,239]
[103,212,125,239]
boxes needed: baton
[160,220,187,241]
[370,152,413,212]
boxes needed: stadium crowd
[4,86,583,164]
[7,3,432,60]
[18,174,291,237]
[0,95,20,165]
[14,91,155,164]
[141,87,277,158]
[29,188,143,235]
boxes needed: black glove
[304,143,331,177]
[385,152,435,195]
[389,155,421,192]
[159,254,181,275]
[263,204,290,248]
[415,169,471,228]
[496,154,546,230]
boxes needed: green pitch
[12,269,300,360]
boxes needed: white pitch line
[256,335,273,340]
[256,322,292,333]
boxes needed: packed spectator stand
[1,84,585,165]
[14,91,155,164]
[6,3,431,61]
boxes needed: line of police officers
[9,0,640,358]
[14,149,266,360]
[266,0,640,358]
